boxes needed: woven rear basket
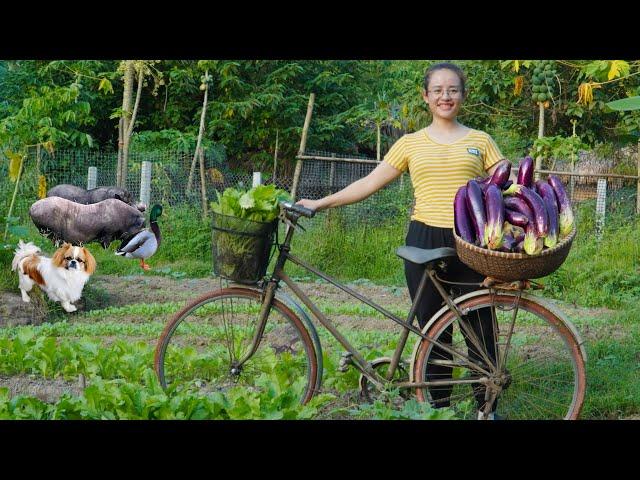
[454,227,576,282]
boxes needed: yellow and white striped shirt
[385,128,503,228]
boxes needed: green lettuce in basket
[210,184,292,222]
[210,184,292,281]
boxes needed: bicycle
[154,202,587,420]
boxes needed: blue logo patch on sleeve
[467,148,480,156]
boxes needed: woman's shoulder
[396,129,429,145]
[466,128,497,142]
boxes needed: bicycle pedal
[338,352,353,372]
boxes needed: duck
[115,204,162,270]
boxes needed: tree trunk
[121,65,144,191]
[117,61,135,188]
[535,102,545,181]
[3,155,25,241]
[187,70,209,194]
[117,116,124,187]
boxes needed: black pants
[404,221,497,410]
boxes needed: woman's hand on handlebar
[295,198,324,212]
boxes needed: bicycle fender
[408,289,587,382]
[276,290,324,393]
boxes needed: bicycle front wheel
[154,287,319,405]
[412,293,586,420]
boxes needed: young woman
[296,62,507,419]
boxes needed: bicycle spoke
[416,294,585,420]
[156,290,316,405]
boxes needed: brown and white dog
[11,240,96,312]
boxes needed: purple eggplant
[505,209,529,228]
[517,156,534,188]
[465,180,487,247]
[503,184,549,238]
[483,184,505,250]
[503,180,513,190]
[454,186,475,244]
[547,175,574,238]
[499,233,517,252]
[488,159,512,189]
[514,240,525,253]
[523,223,544,255]
[504,196,534,219]
[536,181,560,248]
[474,176,491,193]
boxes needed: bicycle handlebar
[279,201,316,218]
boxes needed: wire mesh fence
[537,170,639,226]
[1,148,637,244]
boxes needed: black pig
[30,197,146,249]
[47,184,145,212]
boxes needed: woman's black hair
[423,62,467,94]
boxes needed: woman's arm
[296,161,403,212]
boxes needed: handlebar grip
[280,201,316,218]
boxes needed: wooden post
[87,166,98,190]
[199,147,208,218]
[329,153,336,195]
[273,129,279,183]
[140,161,151,208]
[291,93,315,201]
[596,178,607,241]
[534,102,545,181]
[376,123,381,161]
[637,139,640,215]
[35,144,41,178]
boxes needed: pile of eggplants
[454,157,574,255]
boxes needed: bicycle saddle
[395,246,457,266]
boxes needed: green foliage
[210,184,291,222]
[542,203,640,308]
[348,390,460,420]
[606,96,640,111]
[531,135,588,167]
[0,330,334,420]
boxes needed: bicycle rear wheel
[154,287,319,405]
[412,293,586,420]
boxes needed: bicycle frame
[236,210,502,394]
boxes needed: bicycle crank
[359,357,410,403]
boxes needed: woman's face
[422,69,466,120]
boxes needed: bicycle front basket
[211,211,277,284]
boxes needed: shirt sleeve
[483,133,504,171]
[383,135,409,173]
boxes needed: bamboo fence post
[291,93,315,201]
[199,147,208,218]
